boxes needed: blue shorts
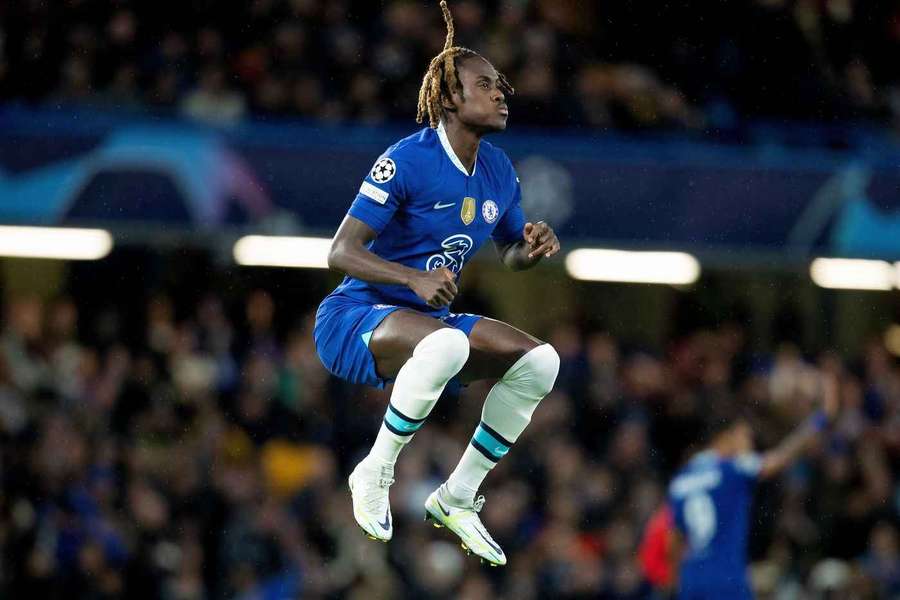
[313,294,482,388]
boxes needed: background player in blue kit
[668,377,840,599]
[313,1,561,566]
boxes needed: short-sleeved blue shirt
[328,123,525,317]
[668,451,762,594]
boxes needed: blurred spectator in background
[0,282,898,598]
[180,65,247,126]
[2,0,899,133]
[2,0,900,598]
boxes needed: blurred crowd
[2,284,900,599]
[2,0,900,131]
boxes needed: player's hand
[524,221,561,259]
[409,267,458,308]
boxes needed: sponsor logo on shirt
[426,234,473,273]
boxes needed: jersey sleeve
[348,150,415,234]
[729,453,763,484]
[491,164,526,246]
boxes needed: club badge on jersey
[482,199,499,224]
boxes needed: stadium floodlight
[0,226,113,260]
[564,248,701,284]
[233,235,332,268]
[809,258,894,291]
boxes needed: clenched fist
[409,267,458,308]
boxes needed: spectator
[180,66,247,126]
[0,280,896,598]
[2,0,898,131]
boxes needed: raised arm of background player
[666,373,841,588]
[756,372,840,479]
[328,216,561,309]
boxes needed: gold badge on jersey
[461,197,476,225]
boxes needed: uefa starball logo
[371,157,396,183]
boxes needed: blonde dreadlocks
[416,0,515,128]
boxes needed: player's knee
[508,343,560,399]
[413,327,470,378]
[530,343,561,397]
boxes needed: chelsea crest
[482,199,499,224]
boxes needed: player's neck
[443,120,481,174]
[709,442,731,457]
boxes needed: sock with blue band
[470,421,513,463]
[366,328,470,467]
[382,402,428,437]
[445,343,560,505]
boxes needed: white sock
[366,328,470,467]
[445,344,560,504]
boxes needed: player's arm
[328,215,458,308]
[492,163,561,270]
[494,221,561,271]
[758,373,839,479]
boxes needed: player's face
[453,57,508,133]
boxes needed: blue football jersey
[328,122,526,316]
[668,451,762,593]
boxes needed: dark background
[2,2,900,599]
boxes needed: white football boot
[424,484,507,566]
[347,459,395,542]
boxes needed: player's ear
[443,77,467,112]
[441,93,459,113]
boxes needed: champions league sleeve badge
[371,157,396,183]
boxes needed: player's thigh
[457,317,544,384]
[368,309,451,380]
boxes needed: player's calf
[427,343,559,563]
[350,327,470,541]
[445,343,560,504]
[366,327,469,467]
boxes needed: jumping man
[313,0,561,567]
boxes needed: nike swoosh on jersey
[433,201,456,210]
